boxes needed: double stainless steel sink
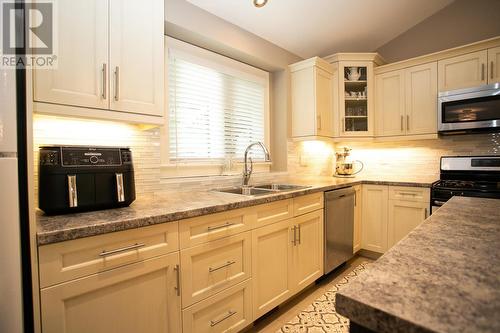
[213,184,310,196]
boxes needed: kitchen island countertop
[336,196,500,333]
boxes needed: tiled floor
[245,255,374,333]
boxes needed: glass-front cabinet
[325,54,383,137]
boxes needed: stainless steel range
[431,155,500,214]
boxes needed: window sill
[160,161,272,179]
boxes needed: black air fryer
[39,146,136,215]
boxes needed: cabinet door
[361,185,388,253]
[316,67,334,137]
[41,253,181,333]
[438,50,487,91]
[488,46,500,84]
[109,0,164,115]
[353,185,362,253]
[33,0,108,109]
[291,210,324,293]
[387,200,428,249]
[405,62,438,135]
[252,219,293,319]
[375,70,405,136]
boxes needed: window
[166,38,269,165]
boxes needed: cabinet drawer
[179,208,252,249]
[293,192,324,216]
[182,279,253,333]
[180,232,252,307]
[388,186,430,202]
[39,222,179,288]
[255,199,293,227]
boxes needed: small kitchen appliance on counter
[334,147,364,177]
[39,146,136,215]
[431,155,500,214]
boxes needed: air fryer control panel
[39,147,132,167]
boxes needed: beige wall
[376,0,500,63]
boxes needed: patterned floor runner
[277,262,369,333]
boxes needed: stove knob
[90,156,99,164]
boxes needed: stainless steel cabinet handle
[400,115,403,131]
[481,63,485,81]
[291,226,297,245]
[210,310,237,327]
[115,173,125,202]
[317,115,322,130]
[297,225,301,245]
[114,66,120,101]
[399,192,417,196]
[207,222,235,232]
[174,264,180,296]
[342,117,345,132]
[209,260,236,273]
[99,243,145,257]
[424,208,428,219]
[67,175,78,208]
[492,61,495,79]
[102,63,107,99]
[406,115,410,131]
[354,192,357,206]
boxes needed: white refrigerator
[0,62,29,332]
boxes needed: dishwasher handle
[324,187,355,200]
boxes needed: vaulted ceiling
[186,0,454,58]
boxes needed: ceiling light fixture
[253,0,268,8]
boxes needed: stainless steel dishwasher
[324,187,355,274]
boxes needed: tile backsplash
[288,133,500,178]
[33,114,500,203]
[33,114,163,198]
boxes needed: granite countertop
[336,196,500,333]
[36,175,437,246]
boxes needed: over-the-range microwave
[438,83,500,134]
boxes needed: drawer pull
[399,192,417,196]
[210,310,237,327]
[209,260,236,273]
[207,222,235,232]
[99,243,145,257]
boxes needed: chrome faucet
[242,142,271,186]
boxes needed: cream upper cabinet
[375,62,437,137]
[375,70,405,136]
[41,253,181,333]
[438,50,488,91]
[109,0,164,115]
[488,46,500,84]
[290,57,334,138]
[291,210,324,293]
[251,219,293,319]
[33,0,164,122]
[404,62,438,135]
[387,200,428,249]
[353,185,362,253]
[33,0,109,109]
[361,185,388,253]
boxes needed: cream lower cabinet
[251,219,293,319]
[353,185,362,253]
[361,185,388,253]
[40,252,181,333]
[252,209,323,319]
[387,200,428,248]
[361,185,430,254]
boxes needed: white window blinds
[168,49,267,162]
